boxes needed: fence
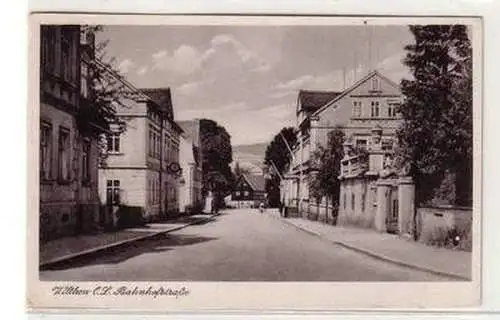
[289,200,337,224]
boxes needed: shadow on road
[164,216,217,225]
[41,233,218,271]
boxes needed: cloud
[152,34,271,79]
[275,75,316,91]
[117,59,134,74]
[272,70,347,100]
[136,65,148,76]
[175,101,295,145]
[152,45,204,75]
[376,51,412,82]
[176,80,206,95]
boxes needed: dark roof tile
[298,90,342,113]
[242,174,266,192]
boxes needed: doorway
[386,186,399,234]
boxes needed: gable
[348,72,400,97]
[313,70,401,117]
[235,176,250,190]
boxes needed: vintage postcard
[27,13,482,312]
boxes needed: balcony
[340,155,369,178]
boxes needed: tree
[77,25,130,166]
[264,127,298,207]
[199,119,233,203]
[309,128,345,222]
[395,25,472,206]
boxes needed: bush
[425,226,471,251]
[116,206,146,228]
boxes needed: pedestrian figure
[211,196,218,214]
[259,201,265,213]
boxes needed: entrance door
[385,187,399,234]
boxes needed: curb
[40,213,219,270]
[271,214,470,281]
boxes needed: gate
[386,186,399,234]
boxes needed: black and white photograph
[28,14,482,310]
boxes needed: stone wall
[338,178,376,228]
[39,102,101,241]
[307,202,337,224]
[417,205,472,251]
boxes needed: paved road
[40,209,453,281]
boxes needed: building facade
[283,70,404,220]
[337,127,415,235]
[177,120,204,214]
[230,174,266,208]
[39,25,101,241]
[98,87,183,226]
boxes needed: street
[40,209,453,281]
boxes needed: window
[58,127,70,181]
[149,127,161,158]
[153,180,156,204]
[154,180,157,204]
[352,101,362,117]
[361,193,366,212]
[42,27,56,73]
[61,31,72,81]
[82,139,91,183]
[356,139,367,150]
[106,180,120,205]
[148,129,153,156]
[40,121,52,180]
[148,180,152,203]
[164,135,168,160]
[382,139,394,151]
[156,133,161,158]
[371,101,380,117]
[235,191,240,197]
[107,132,120,153]
[372,78,379,91]
[244,190,250,197]
[156,180,159,204]
[81,62,88,98]
[351,194,355,211]
[343,193,347,210]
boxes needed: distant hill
[232,143,268,157]
[231,142,268,174]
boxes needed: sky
[99,25,414,146]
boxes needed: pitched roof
[242,174,266,192]
[298,90,342,114]
[177,120,200,146]
[140,87,174,119]
[312,70,400,117]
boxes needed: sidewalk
[40,213,217,268]
[266,209,471,280]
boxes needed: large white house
[282,70,404,219]
[98,87,184,226]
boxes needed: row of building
[39,25,203,242]
[280,69,472,245]
[280,70,414,235]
